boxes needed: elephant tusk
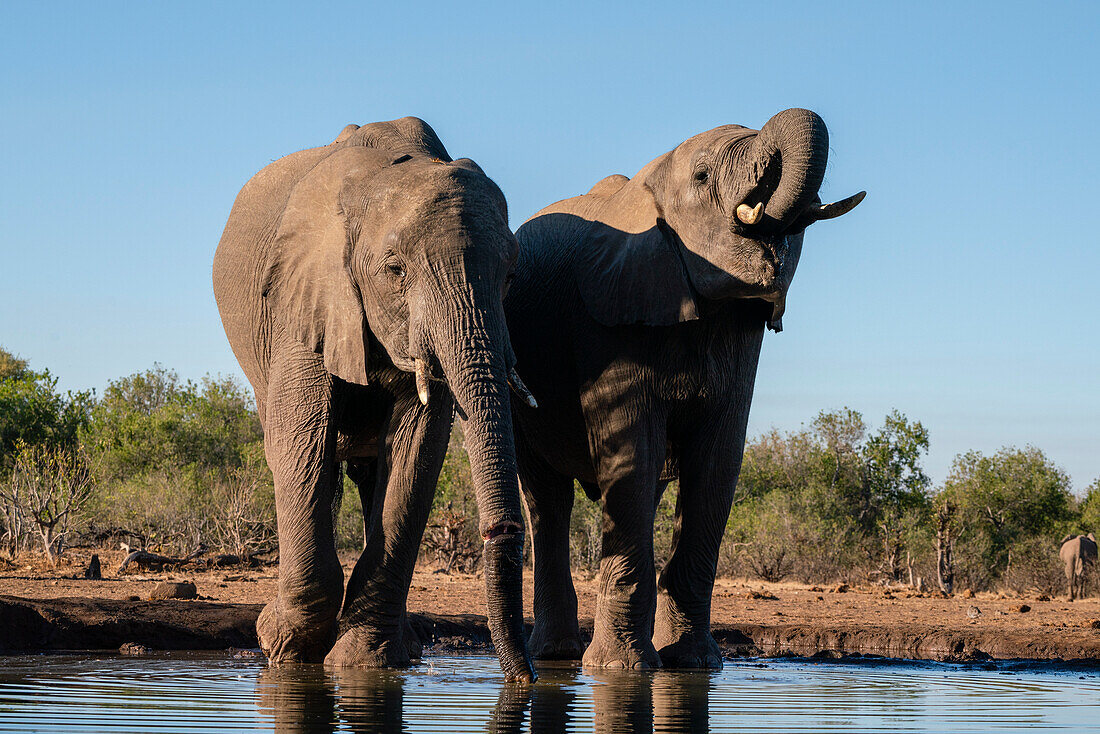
[415,358,430,406]
[808,191,866,221]
[736,202,764,225]
[508,368,538,409]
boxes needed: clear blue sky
[1,1,1097,488]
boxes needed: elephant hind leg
[346,458,379,551]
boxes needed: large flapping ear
[570,181,698,327]
[262,147,394,385]
[1062,534,1076,545]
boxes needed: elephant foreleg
[326,391,454,667]
[257,341,344,663]
[582,420,665,670]
[654,410,746,669]
[520,449,584,659]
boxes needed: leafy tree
[0,349,91,471]
[0,347,30,381]
[729,408,931,583]
[862,410,932,580]
[1078,478,1100,535]
[940,446,1074,589]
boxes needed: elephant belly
[334,427,382,461]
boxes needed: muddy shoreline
[5,593,1100,666]
[5,550,1100,666]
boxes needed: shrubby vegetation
[721,411,1084,594]
[1,345,1095,594]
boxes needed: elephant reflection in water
[256,666,340,734]
[257,666,403,734]
[488,670,710,734]
[259,665,710,733]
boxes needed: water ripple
[0,654,1097,732]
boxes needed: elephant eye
[386,263,406,280]
[692,168,709,185]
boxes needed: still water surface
[0,653,1097,732]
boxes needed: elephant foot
[582,629,661,670]
[529,622,586,660]
[653,630,722,669]
[324,624,418,668]
[257,599,338,664]
[652,591,722,668]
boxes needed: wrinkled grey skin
[213,117,534,681]
[1060,533,1097,601]
[506,109,864,669]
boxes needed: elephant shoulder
[587,174,629,198]
[517,197,592,254]
[216,144,337,280]
[330,124,360,145]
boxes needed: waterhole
[0,653,1097,732]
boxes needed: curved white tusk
[809,191,866,221]
[736,202,764,225]
[415,358,430,406]
[508,368,538,409]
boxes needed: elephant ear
[1089,533,1096,542]
[1062,534,1076,545]
[262,147,394,385]
[571,181,699,326]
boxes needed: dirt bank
[3,548,1100,663]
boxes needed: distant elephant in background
[213,117,534,681]
[1060,533,1097,601]
[505,108,863,669]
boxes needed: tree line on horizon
[2,346,1097,595]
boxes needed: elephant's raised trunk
[750,108,830,228]
[431,300,535,684]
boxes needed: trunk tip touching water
[483,532,537,683]
[436,325,534,682]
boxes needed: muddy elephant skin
[213,117,534,681]
[1060,533,1097,601]
[505,109,864,669]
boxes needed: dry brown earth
[3,548,1100,663]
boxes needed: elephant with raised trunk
[506,108,863,669]
[213,117,534,681]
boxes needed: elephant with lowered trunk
[1060,533,1097,601]
[213,117,535,681]
[506,108,864,669]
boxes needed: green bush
[79,366,271,556]
[0,347,91,472]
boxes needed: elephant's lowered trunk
[433,314,536,684]
[750,108,830,227]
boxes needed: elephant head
[261,121,534,681]
[573,108,864,331]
